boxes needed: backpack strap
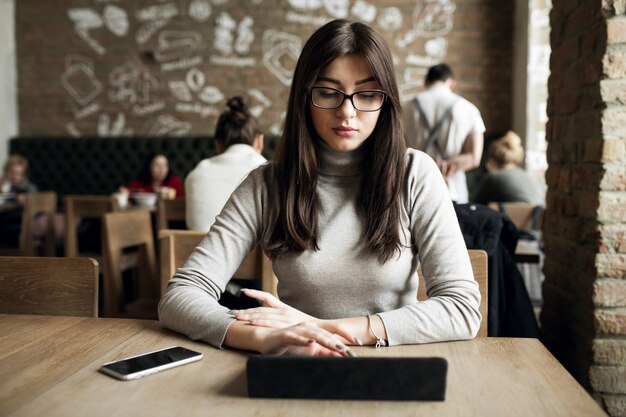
[414,97,458,155]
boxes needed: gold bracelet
[367,314,387,348]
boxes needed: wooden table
[0,314,607,417]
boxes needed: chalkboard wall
[16,0,513,138]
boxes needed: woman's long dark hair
[267,19,407,263]
[137,153,173,184]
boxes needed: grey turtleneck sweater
[158,142,481,348]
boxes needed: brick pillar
[542,1,626,416]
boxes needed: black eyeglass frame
[307,86,388,112]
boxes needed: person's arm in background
[439,132,484,179]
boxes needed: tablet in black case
[247,356,447,401]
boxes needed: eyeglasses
[308,86,387,112]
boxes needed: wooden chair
[0,192,57,256]
[0,256,98,317]
[487,202,543,232]
[64,195,121,258]
[156,197,186,232]
[417,249,488,337]
[102,209,157,318]
[158,229,277,297]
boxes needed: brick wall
[542,0,626,415]
[15,0,512,138]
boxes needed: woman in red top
[120,153,184,197]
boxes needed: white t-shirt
[403,85,486,203]
[185,144,267,231]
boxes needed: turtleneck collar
[316,139,368,177]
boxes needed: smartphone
[99,346,203,380]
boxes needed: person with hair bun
[185,96,266,231]
[471,131,544,205]
[160,20,480,357]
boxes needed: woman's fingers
[240,289,284,308]
[262,322,357,357]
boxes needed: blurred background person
[0,154,39,245]
[119,153,184,198]
[403,63,485,203]
[471,131,544,205]
[185,96,266,232]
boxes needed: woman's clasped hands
[229,289,360,357]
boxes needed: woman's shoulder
[404,148,440,175]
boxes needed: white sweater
[185,144,267,231]
[160,142,481,348]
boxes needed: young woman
[471,131,544,205]
[159,19,481,357]
[120,153,184,198]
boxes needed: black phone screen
[102,346,202,376]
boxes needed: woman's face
[309,55,383,152]
[5,164,25,185]
[150,155,169,183]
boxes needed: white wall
[0,0,17,168]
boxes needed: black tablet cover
[246,356,447,401]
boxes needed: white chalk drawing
[425,37,447,57]
[214,12,237,55]
[66,122,82,138]
[103,5,129,37]
[67,8,106,55]
[189,0,212,22]
[287,0,322,10]
[135,3,178,44]
[161,55,204,72]
[74,102,101,120]
[351,0,376,23]
[248,88,271,107]
[61,55,102,107]
[235,17,254,55]
[397,0,456,49]
[248,88,272,117]
[198,86,224,104]
[209,55,256,67]
[109,61,158,107]
[406,37,448,66]
[262,30,302,86]
[133,102,166,116]
[285,11,330,26]
[143,114,192,136]
[175,102,220,118]
[169,80,193,101]
[286,0,347,19]
[170,69,224,106]
[322,0,349,18]
[269,111,286,136]
[98,113,133,136]
[186,68,206,92]
[214,13,254,56]
[154,30,202,62]
[377,7,402,31]
[400,67,427,101]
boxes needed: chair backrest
[158,229,277,297]
[64,195,121,257]
[102,209,156,317]
[15,192,58,256]
[156,197,186,232]
[417,249,488,337]
[0,256,98,317]
[487,202,543,232]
